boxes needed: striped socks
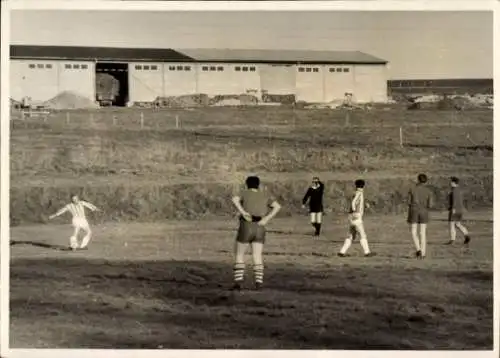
[253,264,264,285]
[233,263,245,283]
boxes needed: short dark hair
[355,179,365,189]
[417,174,428,184]
[246,176,260,189]
[451,176,459,184]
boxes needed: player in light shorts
[338,179,375,257]
[49,194,101,251]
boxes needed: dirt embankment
[11,174,492,226]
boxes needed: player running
[446,176,472,246]
[48,194,100,251]
[231,175,281,291]
[338,179,375,257]
[407,173,433,259]
[302,176,325,237]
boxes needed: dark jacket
[302,182,324,213]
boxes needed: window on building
[336,68,342,72]
[217,66,224,72]
[250,67,256,72]
[184,66,191,71]
[81,64,88,69]
[45,64,53,69]
[73,64,80,69]
[306,68,312,73]
[29,64,35,69]
[242,67,248,72]
[202,66,208,71]
[177,65,183,71]
[151,65,158,70]
[343,68,349,73]
[209,66,216,71]
[235,66,241,71]
[298,67,305,72]
[329,68,335,72]
[313,68,319,73]
[169,66,176,71]
[143,65,150,70]
[37,64,44,69]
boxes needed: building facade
[10,45,388,105]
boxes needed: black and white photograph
[1,0,497,356]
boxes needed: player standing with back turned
[407,174,433,259]
[302,176,325,237]
[231,176,281,291]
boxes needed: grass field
[9,106,494,349]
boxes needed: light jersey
[349,189,364,220]
[65,201,97,220]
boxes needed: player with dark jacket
[302,177,325,236]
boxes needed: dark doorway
[95,62,129,107]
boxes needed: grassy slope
[9,108,494,224]
[10,212,493,349]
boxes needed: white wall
[324,65,355,102]
[128,62,163,102]
[10,59,94,103]
[163,63,197,96]
[259,64,296,95]
[295,65,325,102]
[352,64,388,103]
[197,63,261,96]
[58,61,95,101]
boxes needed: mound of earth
[43,91,99,110]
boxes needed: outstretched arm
[49,206,68,220]
[81,201,100,212]
[231,196,251,221]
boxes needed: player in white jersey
[338,179,375,257]
[49,194,100,251]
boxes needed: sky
[9,10,493,79]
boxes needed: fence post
[140,112,144,129]
[399,126,404,147]
[176,115,179,129]
[66,112,70,125]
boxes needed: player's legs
[310,212,322,236]
[251,242,264,288]
[419,223,427,257]
[69,226,80,250]
[233,241,249,285]
[449,221,457,243]
[355,221,371,256]
[79,220,92,249]
[339,224,356,256]
[410,223,421,256]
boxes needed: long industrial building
[10,45,389,106]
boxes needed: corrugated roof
[10,45,387,65]
[175,48,387,64]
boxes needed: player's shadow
[10,240,70,251]
[9,257,493,350]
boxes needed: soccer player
[302,176,325,237]
[447,177,471,245]
[407,173,433,259]
[338,179,375,257]
[231,176,281,291]
[48,194,100,251]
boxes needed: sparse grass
[10,213,493,349]
[9,106,494,349]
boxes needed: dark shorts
[448,212,463,222]
[236,218,266,244]
[407,208,429,224]
[309,204,323,213]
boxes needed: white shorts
[72,217,90,230]
[310,212,322,223]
